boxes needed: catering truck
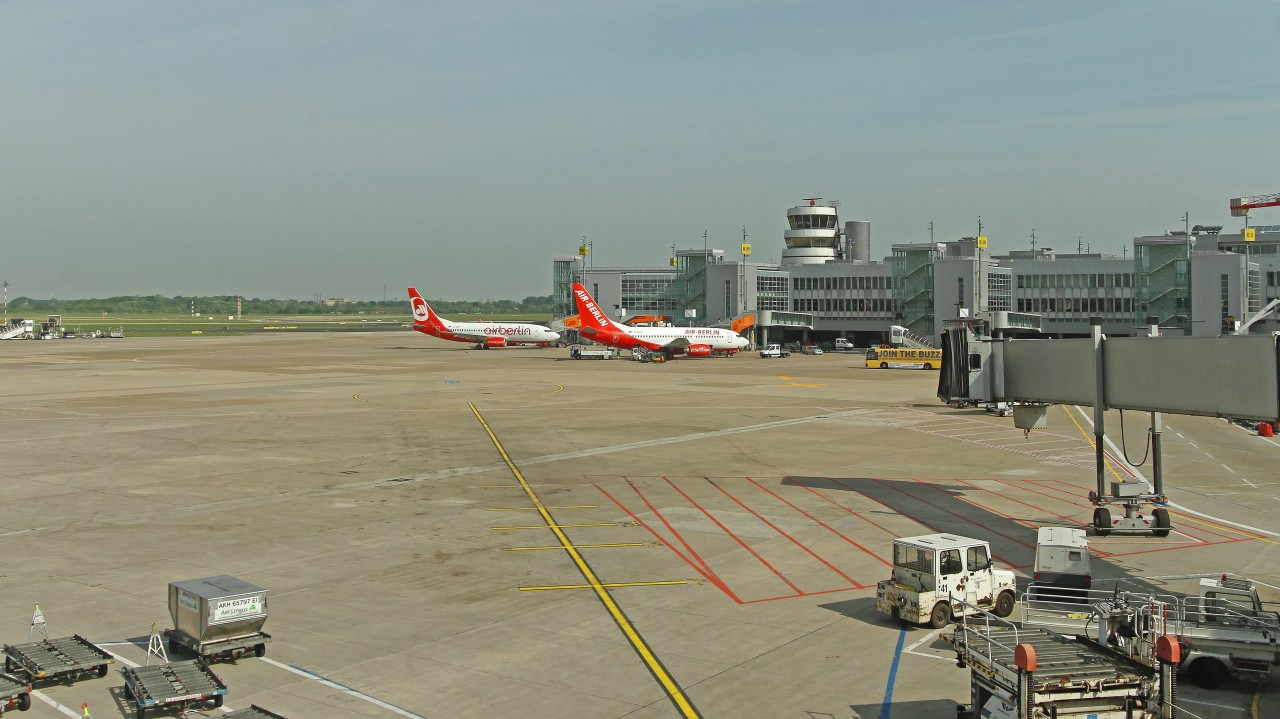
[876,533,1017,628]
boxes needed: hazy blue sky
[4,1,1278,301]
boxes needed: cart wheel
[4,657,11,672]
[168,639,181,656]
[212,694,224,708]
[16,692,31,711]
[254,643,266,658]
[1093,507,1112,537]
[97,664,109,678]
[136,705,146,719]
[124,684,134,701]
[1152,507,1171,538]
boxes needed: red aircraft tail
[407,288,445,330]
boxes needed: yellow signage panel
[578,244,589,255]
[1244,228,1256,242]
[741,243,751,256]
[977,236,988,249]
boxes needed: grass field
[32,313,554,337]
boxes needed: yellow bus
[865,347,943,370]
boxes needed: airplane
[570,283,749,359]
[408,288,560,349]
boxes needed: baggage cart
[0,672,30,714]
[2,634,113,682]
[120,659,226,719]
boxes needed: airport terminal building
[553,201,1279,345]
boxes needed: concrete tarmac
[0,332,1276,718]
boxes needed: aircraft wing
[661,337,692,350]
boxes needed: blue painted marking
[881,625,907,718]
[445,380,460,384]
[672,377,704,381]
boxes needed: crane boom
[1230,193,1280,216]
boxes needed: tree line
[6,294,556,316]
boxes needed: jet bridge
[938,317,1280,536]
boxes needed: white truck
[876,533,1017,628]
[833,337,855,351]
[759,343,790,359]
[1029,526,1091,600]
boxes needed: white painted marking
[1241,477,1257,488]
[903,628,954,662]
[1178,697,1249,711]
[32,692,81,718]
[260,657,427,719]
[1188,441,1199,449]
[1220,464,1235,474]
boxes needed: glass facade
[893,245,940,338]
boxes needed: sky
[4,1,1279,301]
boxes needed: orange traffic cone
[1259,423,1274,437]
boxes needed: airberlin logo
[411,297,429,322]
[575,290,608,326]
[483,326,533,337]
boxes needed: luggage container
[165,576,270,660]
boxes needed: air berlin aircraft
[571,283,748,359]
[408,288,560,349]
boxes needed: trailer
[222,706,288,719]
[947,606,1179,718]
[0,672,31,715]
[2,634,113,682]
[165,576,270,661]
[120,659,227,719]
[569,344,613,359]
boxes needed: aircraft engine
[485,336,507,348]
[687,344,712,357]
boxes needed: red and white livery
[408,288,560,349]
[571,283,748,359]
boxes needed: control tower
[781,198,840,265]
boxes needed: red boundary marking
[816,479,904,537]
[1029,479,1257,543]
[745,477,890,568]
[663,477,804,595]
[708,478,863,590]
[621,478,741,599]
[951,477,1091,530]
[867,478,1022,568]
[1100,535,1259,559]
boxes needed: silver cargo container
[169,576,268,644]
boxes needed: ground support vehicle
[1088,481,1171,537]
[223,706,288,719]
[947,606,1178,719]
[759,344,790,358]
[1022,575,1280,689]
[865,346,942,369]
[166,576,270,661]
[876,534,1017,628]
[569,345,613,360]
[833,338,856,351]
[121,659,226,719]
[1028,527,1091,601]
[0,673,31,714]
[2,635,113,682]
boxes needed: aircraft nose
[549,331,561,340]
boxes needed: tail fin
[571,283,618,333]
[407,288,444,328]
